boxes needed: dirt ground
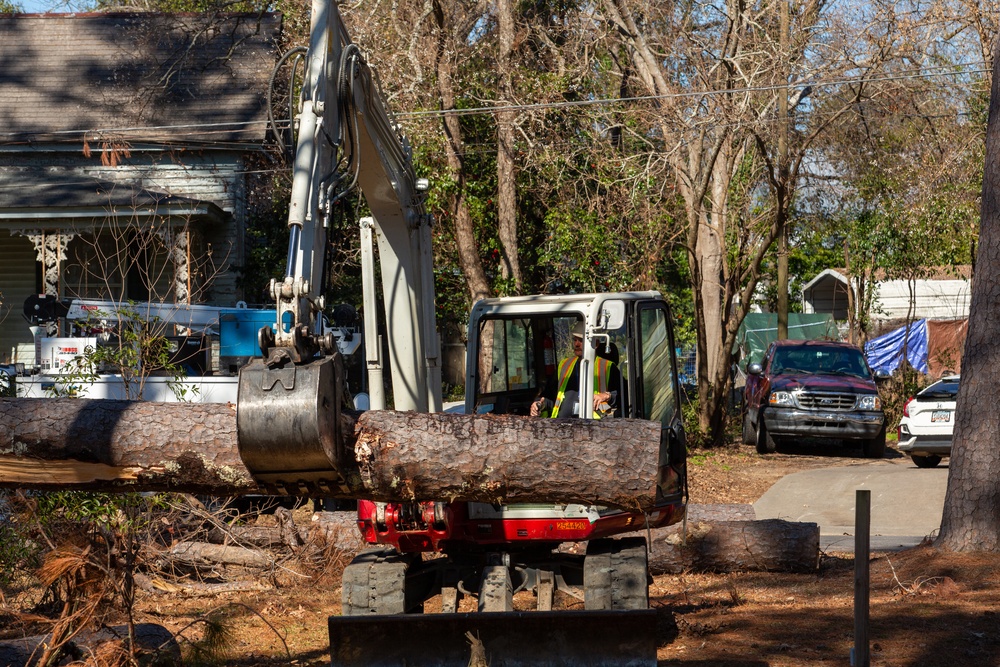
[6,441,1000,666]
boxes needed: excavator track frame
[332,538,658,666]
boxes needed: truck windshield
[770,346,869,378]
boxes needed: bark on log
[0,398,663,510]
[645,519,820,573]
[134,572,273,596]
[557,516,820,573]
[204,512,367,553]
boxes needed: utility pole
[776,0,790,340]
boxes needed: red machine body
[357,499,685,554]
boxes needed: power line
[0,61,990,149]
[396,62,990,119]
[0,61,987,142]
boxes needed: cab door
[630,299,686,504]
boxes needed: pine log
[556,513,820,573]
[0,398,663,510]
[646,519,820,573]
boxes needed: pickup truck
[742,339,888,457]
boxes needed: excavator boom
[236,0,440,494]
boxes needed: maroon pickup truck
[742,339,888,457]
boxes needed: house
[801,266,972,324]
[0,11,282,364]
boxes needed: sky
[20,0,80,13]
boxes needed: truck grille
[797,391,857,411]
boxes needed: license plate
[931,410,951,423]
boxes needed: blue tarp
[864,320,929,374]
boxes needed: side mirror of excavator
[596,300,626,332]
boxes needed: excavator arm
[237,0,440,494]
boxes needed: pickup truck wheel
[756,419,777,454]
[862,428,886,459]
[911,454,942,468]
[742,412,757,446]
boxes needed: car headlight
[857,395,881,411]
[768,391,795,407]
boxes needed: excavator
[234,1,688,665]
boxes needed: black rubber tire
[478,564,514,612]
[584,537,649,610]
[912,454,942,468]
[756,418,777,454]
[862,427,887,459]
[742,412,757,446]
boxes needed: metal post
[853,489,871,667]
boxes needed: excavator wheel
[584,537,649,610]
[341,547,425,615]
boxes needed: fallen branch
[159,541,274,569]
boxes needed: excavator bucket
[328,609,657,667]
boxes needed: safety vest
[550,357,611,419]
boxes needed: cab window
[636,306,676,426]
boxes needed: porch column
[157,225,191,303]
[14,229,76,298]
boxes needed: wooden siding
[0,231,39,364]
[0,151,246,305]
[875,279,972,320]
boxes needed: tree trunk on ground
[0,398,663,510]
[160,541,275,569]
[559,505,820,573]
[937,44,1000,552]
[205,511,365,553]
[646,519,819,574]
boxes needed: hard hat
[571,321,585,339]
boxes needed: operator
[530,321,620,418]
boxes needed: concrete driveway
[753,458,949,552]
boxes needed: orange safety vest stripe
[550,357,611,418]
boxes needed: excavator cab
[465,291,686,516]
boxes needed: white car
[896,375,959,468]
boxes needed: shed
[801,267,972,323]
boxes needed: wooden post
[853,489,871,667]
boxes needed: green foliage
[36,491,159,533]
[0,0,23,12]
[879,366,934,437]
[0,493,40,588]
[538,206,620,293]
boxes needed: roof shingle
[0,12,282,145]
